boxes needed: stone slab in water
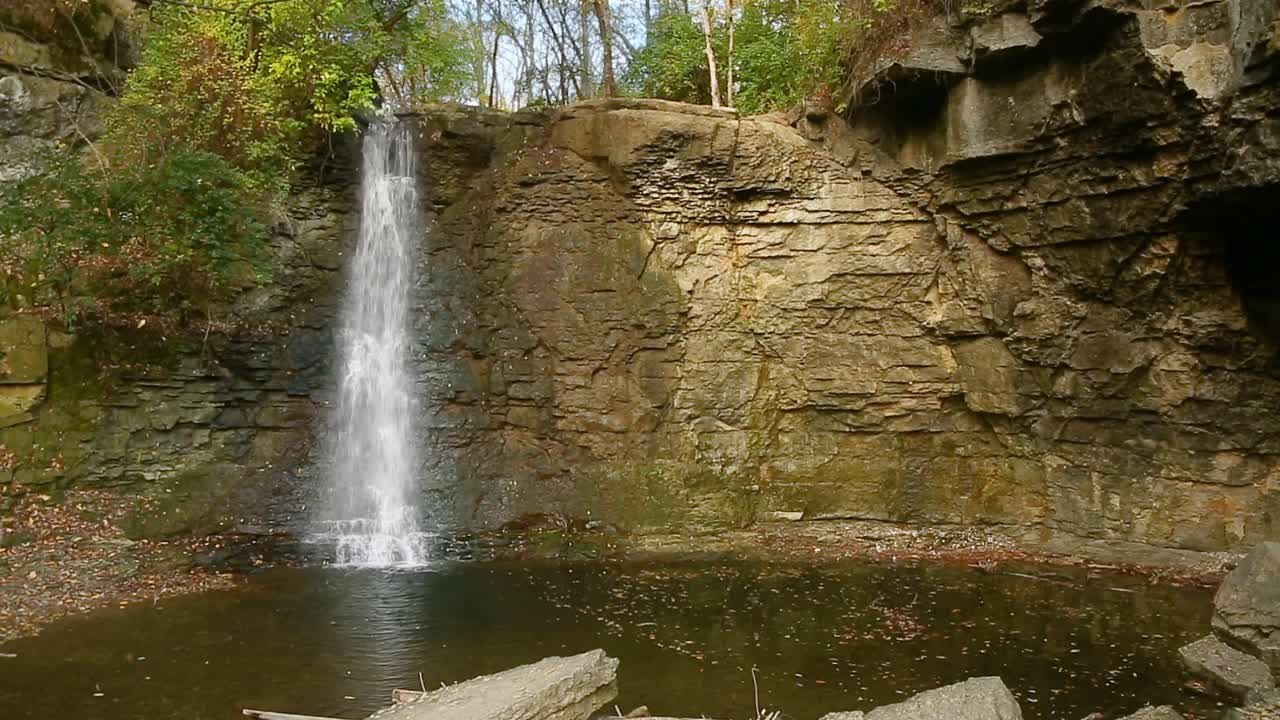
[1214,543,1280,671]
[1117,708,1185,720]
[857,677,1022,720]
[1179,635,1275,703]
[1224,690,1280,720]
[367,649,618,720]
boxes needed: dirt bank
[0,490,238,642]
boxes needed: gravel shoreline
[0,490,237,643]
[1,495,1236,644]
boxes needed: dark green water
[0,561,1226,720]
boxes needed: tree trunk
[592,0,616,97]
[700,2,721,108]
[534,0,580,102]
[520,0,535,107]
[473,0,488,102]
[488,0,502,107]
[578,1,593,97]
[726,0,734,107]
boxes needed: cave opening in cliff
[1191,188,1280,354]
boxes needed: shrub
[0,148,268,326]
[625,0,942,114]
[625,11,713,105]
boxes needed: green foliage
[627,0,933,114]
[625,11,712,105]
[732,0,846,114]
[101,0,476,201]
[389,0,476,106]
[0,150,268,325]
[2,0,476,328]
[108,0,471,179]
[106,7,292,193]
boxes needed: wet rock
[0,317,48,422]
[119,464,240,540]
[1116,708,1184,720]
[862,677,1022,720]
[1214,543,1280,670]
[1179,635,1275,703]
[368,649,619,720]
[1225,690,1280,720]
[191,546,241,569]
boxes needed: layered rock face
[2,0,1278,553]
[402,0,1280,550]
[0,164,356,535]
[0,0,135,180]
[0,0,358,529]
[0,2,360,535]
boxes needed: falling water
[319,121,428,566]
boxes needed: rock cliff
[2,0,1278,554]
[0,0,358,533]
[0,0,135,180]
[401,0,1280,551]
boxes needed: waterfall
[319,121,428,567]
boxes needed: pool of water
[0,560,1225,720]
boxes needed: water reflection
[0,562,1226,720]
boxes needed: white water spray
[319,121,429,567]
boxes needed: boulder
[368,649,619,720]
[1117,708,1184,720]
[1178,635,1275,703]
[1224,690,1280,720]
[1214,543,1280,670]
[819,713,866,720]
[862,677,1022,720]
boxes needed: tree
[628,0,915,115]
[0,0,478,327]
[624,9,711,104]
[699,0,721,107]
[0,147,269,325]
[725,0,734,107]
[591,0,617,96]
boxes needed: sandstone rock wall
[401,0,1280,551]
[0,3,361,534]
[2,0,1278,554]
[0,0,135,180]
[0,160,357,535]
